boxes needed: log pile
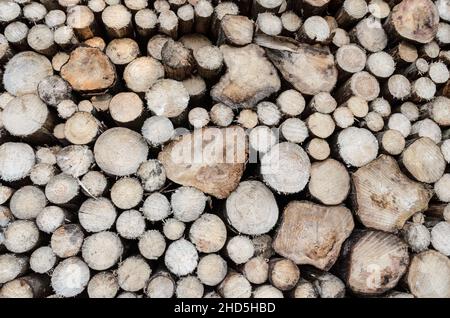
[1,0,450,299]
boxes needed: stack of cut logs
[1,0,450,299]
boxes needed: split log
[337,230,409,295]
[273,201,354,270]
[255,34,337,95]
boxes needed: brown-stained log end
[60,46,116,93]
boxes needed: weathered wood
[273,201,354,270]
